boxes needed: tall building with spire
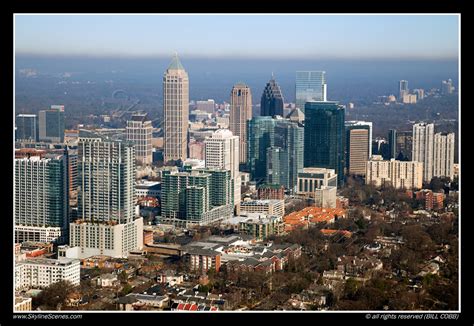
[163,53,189,163]
[261,74,284,117]
[230,83,252,164]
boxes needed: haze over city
[13,14,460,314]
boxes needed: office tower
[38,105,65,143]
[204,129,241,214]
[345,122,371,176]
[441,79,454,95]
[161,168,233,227]
[388,129,397,159]
[286,107,305,123]
[163,53,189,162]
[271,118,304,191]
[413,89,425,100]
[412,122,435,182]
[260,75,284,117]
[247,116,303,191]
[296,71,327,112]
[230,83,252,164]
[366,156,423,190]
[126,113,153,165]
[433,132,455,180]
[396,131,413,160]
[304,101,345,186]
[15,114,37,141]
[69,136,143,258]
[15,152,69,243]
[402,94,417,104]
[399,80,409,100]
[196,99,216,113]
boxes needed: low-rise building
[240,199,285,218]
[283,206,346,232]
[97,273,119,287]
[15,258,80,291]
[135,180,161,198]
[14,296,32,311]
[238,215,284,241]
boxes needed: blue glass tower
[304,101,345,186]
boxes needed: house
[97,273,118,287]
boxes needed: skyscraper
[388,129,397,159]
[345,122,371,176]
[38,105,65,143]
[412,122,435,182]
[441,79,454,95]
[296,71,327,113]
[69,135,143,258]
[247,116,303,191]
[304,101,345,186]
[126,113,153,165]
[161,168,233,227]
[395,131,413,160]
[399,80,409,100]
[260,75,284,117]
[433,132,455,180]
[15,151,69,243]
[163,54,189,162]
[229,83,252,164]
[204,129,241,214]
[15,114,37,142]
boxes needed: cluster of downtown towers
[163,54,345,189]
[13,54,372,256]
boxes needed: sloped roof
[167,53,185,71]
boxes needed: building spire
[167,52,185,71]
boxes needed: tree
[33,280,76,310]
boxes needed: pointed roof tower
[167,52,185,71]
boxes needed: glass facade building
[14,153,69,243]
[260,76,284,117]
[296,71,327,113]
[16,114,37,142]
[247,116,303,192]
[38,105,65,143]
[304,101,345,186]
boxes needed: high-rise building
[69,135,143,258]
[388,129,397,159]
[126,113,153,165]
[413,89,425,100]
[433,132,455,180]
[38,105,65,143]
[296,71,327,112]
[260,75,284,117]
[247,116,303,191]
[345,121,372,176]
[441,79,454,95]
[304,101,345,186]
[396,131,413,160]
[412,122,435,182]
[230,83,252,164]
[15,114,37,142]
[161,168,233,227]
[163,54,189,162]
[196,99,216,113]
[399,80,409,100]
[366,155,423,190]
[15,152,69,244]
[204,129,241,214]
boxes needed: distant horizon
[15,14,459,60]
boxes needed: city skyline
[15,14,459,60]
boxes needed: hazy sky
[15,14,459,60]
